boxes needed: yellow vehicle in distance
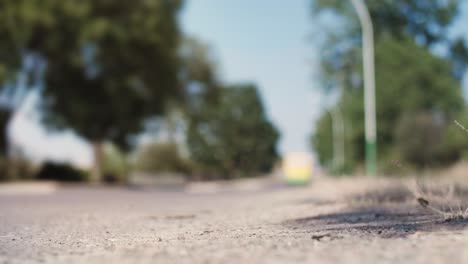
[282,152,313,185]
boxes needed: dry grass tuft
[413,178,468,221]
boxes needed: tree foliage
[311,1,467,173]
[134,142,191,175]
[0,0,185,180]
[187,84,279,179]
[313,0,459,44]
[178,36,222,118]
[39,0,184,148]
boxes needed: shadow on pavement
[285,183,468,239]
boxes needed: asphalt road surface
[1,177,468,263]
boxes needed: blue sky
[181,0,468,155]
[181,0,321,154]
[9,0,468,167]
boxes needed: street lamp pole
[350,0,377,176]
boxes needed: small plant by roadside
[413,179,468,221]
[410,120,468,221]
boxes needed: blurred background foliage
[1,0,468,181]
[311,0,468,175]
[134,142,192,176]
[36,161,88,182]
[101,143,129,183]
[0,0,280,182]
[186,84,279,179]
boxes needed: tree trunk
[91,141,104,183]
[0,110,12,180]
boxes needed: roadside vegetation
[0,1,279,182]
[311,0,468,175]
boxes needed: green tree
[9,0,185,181]
[311,1,467,172]
[312,0,466,82]
[187,84,279,179]
[437,111,468,165]
[394,111,445,169]
[312,37,463,172]
[134,142,191,175]
[178,36,222,133]
[312,113,333,168]
[0,0,184,180]
[0,0,54,158]
[179,36,221,104]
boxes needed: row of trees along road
[311,0,468,174]
[0,1,280,181]
[0,0,183,181]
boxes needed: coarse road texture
[1,177,468,264]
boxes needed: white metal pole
[350,0,377,176]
